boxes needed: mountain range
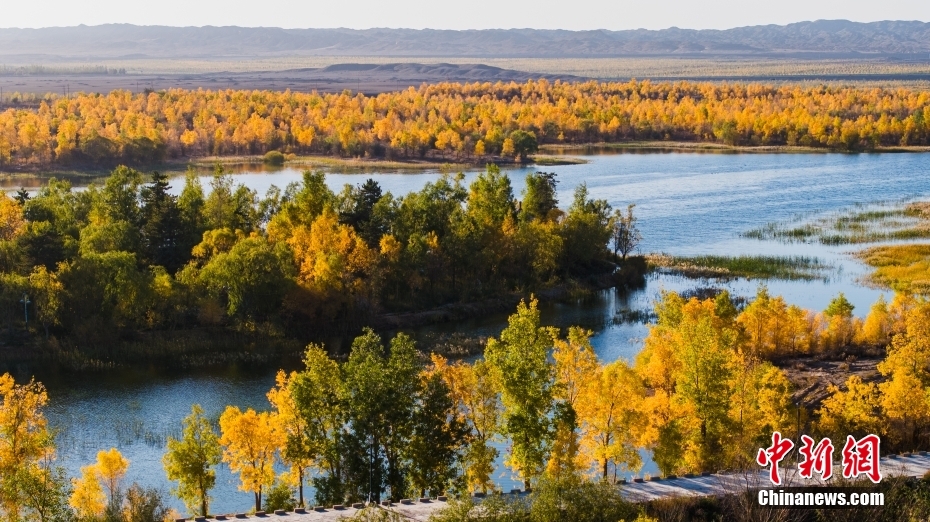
[1,20,929,61]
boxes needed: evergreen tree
[339,179,387,247]
[140,172,186,272]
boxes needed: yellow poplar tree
[430,355,501,493]
[95,448,129,506]
[576,359,644,481]
[267,371,314,508]
[219,406,282,512]
[817,376,884,442]
[0,375,57,521]
[69,448,128,518]
[877,301,930,448]
[857,295,892,346]
[69,465,105,520]
[547,327,598,479]
[0,193,24,241]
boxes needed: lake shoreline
[6,139,930,183]
[543,141,930,154]
[0,153,587,182]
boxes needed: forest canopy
[2,80,929,167]
[0,164,633,352]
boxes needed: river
[14,149,930,514]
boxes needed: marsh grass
[857,244,930,294]
[745,201,930,245]
[648,253,833,281]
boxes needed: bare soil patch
[778,355,883,409]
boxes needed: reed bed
[745,201,930,245]
[648,253,833,281]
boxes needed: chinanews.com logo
[754,431,884,508]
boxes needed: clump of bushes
[263,150,286,166]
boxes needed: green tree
[484,298,557,489]
[204,167,258,232]
[341,329,420,502]
[0,273,28,338]
[58,251,152,330]
[341,329,390,502]
[162,404,221,518]
[199,236,294,319]
[290,344,345,506]
[178,167,207,254]
[78,221,140,256]
[339,179,387,247]
[560,183,612,273]
[28,266,62,340]
[508,130,538,161]
[16,456,72,522]
[467,165,515,228]
[521,171,558,222]
[140,171,186,273]
[662,297,737,473]
[97,166,143,226]
[825,292,855,318]
[382,333,422,499]
[407,374,467,497]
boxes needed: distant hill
[1,20,929,61]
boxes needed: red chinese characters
[841,434,882,483]
[757,431,795,485]
[797,435,834,480]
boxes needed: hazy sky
[1,0,928,30]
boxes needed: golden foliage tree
[219,406,282,512]
[3,81,928,167]
[69,465,105,520]
[0,194,24,241]
[0,375,60,521]
[547,327,599,479]
[429,355,501,494]
[576,359,644,481]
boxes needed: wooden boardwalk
[185,453,930,521]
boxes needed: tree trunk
[200,478,207,516]
[255,487,262,512]
[298,468,304,507]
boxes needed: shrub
[264,481,296,512]
[263,151,286,166]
